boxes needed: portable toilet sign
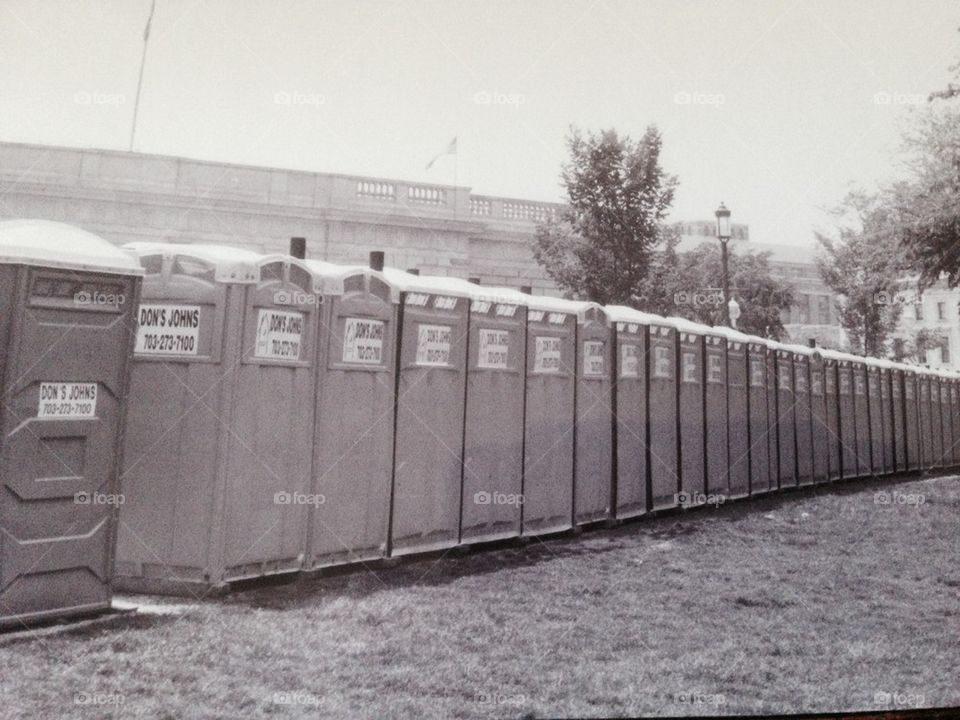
[382,270,471,556]
[117,244,319,593]
[305,261,399,569]
[0,220,143,629]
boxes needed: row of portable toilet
[4,223,958,626]
[111,241,960,595]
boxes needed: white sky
[0,0,956,246]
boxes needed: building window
[915,303,924,321]
[941,337,950,364]
[818,295,831,324]
[938,301,946,320]
[796,294,809,324]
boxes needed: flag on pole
[425,136,457,170]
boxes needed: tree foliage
[532,126,678,305]
[668,242,795,339]
[815,191,909,356]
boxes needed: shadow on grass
[218,470,954,612]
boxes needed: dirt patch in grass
[1,473,958,719]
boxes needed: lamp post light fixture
[715,202,732,326]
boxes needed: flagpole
[453,144,458,219]
[129,0,157,152]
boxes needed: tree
[532,126,678,305]
[815,191,908,356]
[668,242,795,339]
[890,100,960,288]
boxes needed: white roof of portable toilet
[0,220,143,275]
[382,267,478,298]
[124,241,263,282]
[304,259,399,302]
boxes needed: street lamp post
[715,202,732,326]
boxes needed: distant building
[890,279,960,370]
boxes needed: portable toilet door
[793,350,814,487]
[306,262,398,568]
[952,379,960,466]
[384,270,470,556]
[765,345,780,491]
[837,359,857,480]
[823,356,842,482]
[852,361,871,477]
[0,221,142,629]
[606,307,648,520]
[723,330,750,499]
[878,365,895,475]
[940,375,951,467]
[867,364,885,476]
[919,374,933,471]
[903,369,921,471]
[891,367,907,473]
[648,320,680,510]
[747,340,771,495]
[703,330,728,499]
[930,374,944,469]
[118,244,319,592]
[459,286,526,543]
[676,322,706,507]
[775,347,797,488]
[521,298,577,535]
[809,352,830,484]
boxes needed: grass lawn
[1,473,958,719]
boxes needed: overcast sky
[1,0,956,246]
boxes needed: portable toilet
[573,303,614,526]
[903,366,921,471]
[117,243,319,593]
[792,345,815,487]
[773,343,797,488]
[647,316,680,509]
[673,318,707,506]
[765,342,780,491]
[951,377,960,466]
[867,361,885,475]
[304,260,399,569]
[0,221,142,628]
[605,306,651,519]
[875,360,895,475]
[454,283,527,544]
[852,358,872,477]
[835,355,858,479]
[890,363,908,473]
[930,372,944,469]
[809,349,830,484]
[520,295,579,535]
[822,352,842,482]
[747,337,773,495]
[715,326,751,499]
[381,269,471,556]
[918,371,934,471]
